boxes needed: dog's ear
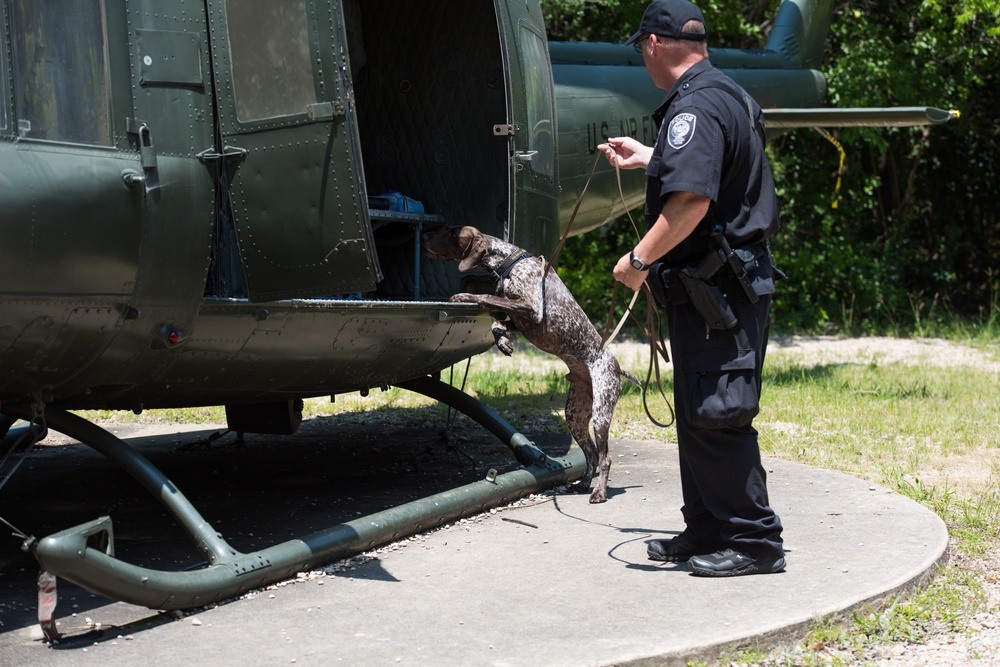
[457,228,487,272]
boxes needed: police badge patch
[667,113,697,150]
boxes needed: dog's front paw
[490,321,514,356]
[449,293,477,303]
[567,479,592,495]
[497,337,514,356]
[494,334,514,356]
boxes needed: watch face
[631,257,645,270]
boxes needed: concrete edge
[617,492,952,666]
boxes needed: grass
[71,332,1000,665]
[717,338,999,665]
[728,559,992,666]
[758,358,1000,555]
[760,360,999,484]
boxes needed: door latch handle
[127,119,158,171]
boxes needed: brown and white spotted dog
[422,226,639,503]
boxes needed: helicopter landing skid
[1,379,583,616]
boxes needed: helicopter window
[519,26,554,178]
[10,0,113,145]
[225,0,317,122]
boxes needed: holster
[646,239,776,331]
[678,250,737,330]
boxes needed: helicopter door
[496,0,559,252]
[206,0,378,302]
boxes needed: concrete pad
[0,435,947,666]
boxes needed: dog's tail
[605,349,640,386]
[620,368,641,386]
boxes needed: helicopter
[0,0,954,617]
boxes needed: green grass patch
[755,356,1000,554]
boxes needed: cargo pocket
[685,348,759,429]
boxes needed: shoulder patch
[667,112,697,150]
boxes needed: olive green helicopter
[0,0,954,619]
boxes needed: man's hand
[598,137,653,170]
[613,252,648,291]
[612,192,711,292]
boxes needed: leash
[598,162,675,427]
[553,150,675,428]
[600,156,644,348]
[542,152,602,277]
[536,154,601,338]
[623,283,675,428]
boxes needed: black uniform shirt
[645,59,780,267]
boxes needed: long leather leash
[545,151,675,428]
[541,152,602,278]
[601,161,675,428]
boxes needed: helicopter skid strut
[2,376,583,617]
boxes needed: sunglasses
[633,34,652,54]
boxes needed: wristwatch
[629,250,649,271]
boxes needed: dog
[422,226,639,503]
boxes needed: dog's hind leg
[564,371,598,496]
[588,355,623,503]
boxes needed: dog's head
[422,226,487,272]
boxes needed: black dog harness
[490,249,533,296]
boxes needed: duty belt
[649,238,771,308]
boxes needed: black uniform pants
[666,272,784,559]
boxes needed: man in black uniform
[598,0,785,577]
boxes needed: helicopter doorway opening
[350,0,511,302]
[203,0,512,304]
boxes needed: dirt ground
[621,334,1000,371]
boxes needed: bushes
[769,1,1000,333]
[547,0,1000,335]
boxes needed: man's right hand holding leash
[600,137,652,291]
[598,137,708,292]
[598,136,653,171]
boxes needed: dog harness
[490,249,533,296]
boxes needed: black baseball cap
[624,0,708,45]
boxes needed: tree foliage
[545,0,1000,334]
[541,0,779,47]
